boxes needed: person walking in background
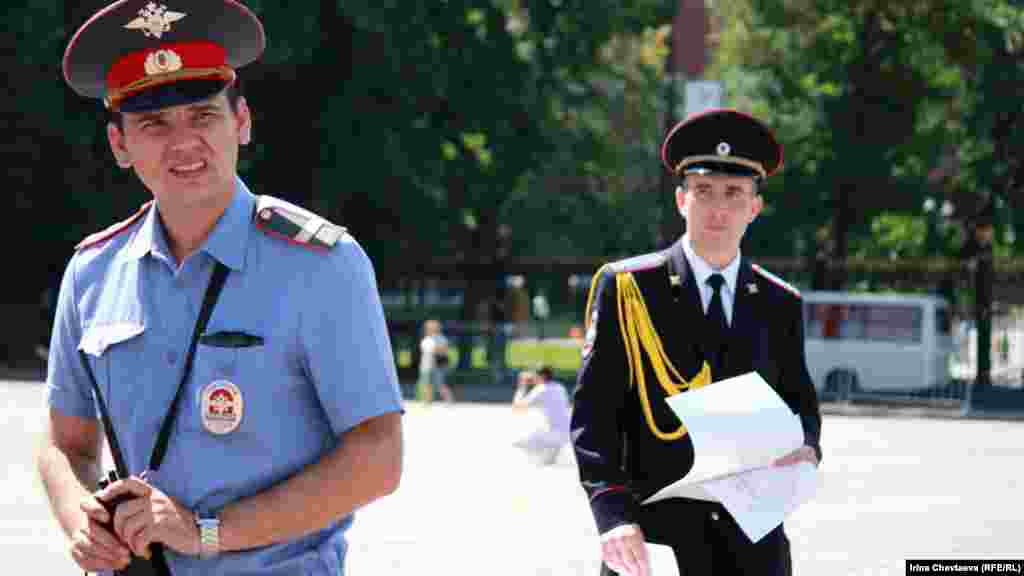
[512,366,571,466]
[418,319,454,403]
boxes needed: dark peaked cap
[661,108,783,179]
[63,0,264,111]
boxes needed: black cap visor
[681,160,762,180]
[117,78,230,113]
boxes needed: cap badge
[716,142,731,157]
[124,3,187,39]
[144,49,183,76]
[200,379,244,435]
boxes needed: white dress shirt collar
[682,233,741,321]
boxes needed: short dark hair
[536,366,553,380]
[108,80,244,130]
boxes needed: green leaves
[711,0,1024,265]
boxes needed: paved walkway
[9,378,1023,575]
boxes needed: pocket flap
[79,322,145,357]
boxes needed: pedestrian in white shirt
[512,366,571,465]
[418,319,454,403]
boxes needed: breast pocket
[79,322,160,465]
[183,337,279,440]
[78,319,146,397]
[80,322,146,359]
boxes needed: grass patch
[396,340,582,373]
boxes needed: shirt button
[710,511,720,521]
[167,350,178,365]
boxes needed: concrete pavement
[7,378,1023,575]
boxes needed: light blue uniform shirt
[46,178,403,575]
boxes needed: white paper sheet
[701,462,819,542]
[640,372,819,542]
[644,542,679,576]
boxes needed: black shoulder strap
[150,261,229,470]
[78,349,130,478]
[78,261,230,477]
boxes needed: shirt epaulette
[607,251,668,274]
[752,263,801,298]
[75,201,153,251]
[254,195,347,251]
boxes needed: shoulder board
[583,263,613,328]
[254,195,347,251]
[607,251,668,274]
[75,201,153,251]
[752,263,801,298]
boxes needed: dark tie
[706,273,728,377]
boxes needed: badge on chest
[200,380,244,435]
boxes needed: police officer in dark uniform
[571,109,822,576]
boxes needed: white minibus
[802,291,954,397]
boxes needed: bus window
[806,303,847,340]
[840,305,866,339]
[802,292,952,394]
[859,304,922,343]
[807,302,922,342]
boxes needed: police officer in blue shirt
[38,1,403,574]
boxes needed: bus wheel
[826,370,859,401]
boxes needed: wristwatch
[195,510,221,558]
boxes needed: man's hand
[600,523,650,576]
[70,493,133,572]
[773,445,818,467]
[97,476,200,558]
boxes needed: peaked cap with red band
[63,0,265,112]
[661,108,783,180]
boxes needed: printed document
[644,543,679,576]
[640,372,820,542]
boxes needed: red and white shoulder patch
[254,195,346,251]
[751,263,801,298]
[75,201,153,251]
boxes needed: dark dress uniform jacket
[571,238,822,575]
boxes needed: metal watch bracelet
[195,511,221,558]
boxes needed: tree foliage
[3,2,674,364]
[711,0,1023,276]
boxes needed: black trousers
[600,498,792,576]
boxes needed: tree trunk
[830,181,855,290]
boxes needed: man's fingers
[603,538,645,576]
[80,497,110,523]
[87,517,132,557]
[600,524,649,576]
[125,516,154,558]
[626,538,651,576]
[96,476,152,503]
[614,540,637,576]
[773,453,796,466]
[774,446,816,467]
[72,528,131,571]
[601,539,627,574]
[71,546,121,572]
[112,496,146,542]
[618,537,647,576]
